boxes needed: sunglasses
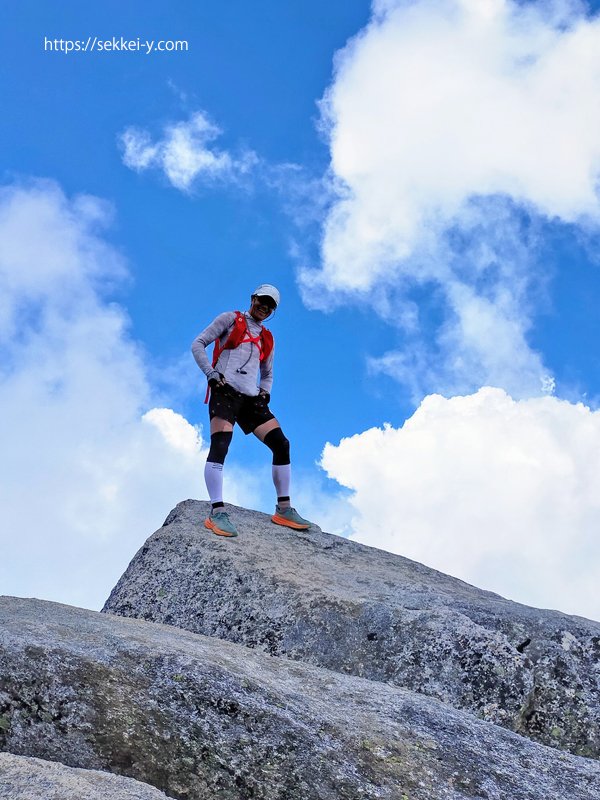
[253,295,276,311]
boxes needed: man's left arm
[259,346,274,398]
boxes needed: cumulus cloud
[0,181,262,611]
[321,387,600,621]
[120,111,257,192]
[301,0,600,397]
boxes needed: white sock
[272,464,291,501]
[204,461,224,504]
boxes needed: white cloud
[143,407,201,458]
[0,181,217,610]
[301,0,600,397]
[120,111,257,192]
[321,387,600,622]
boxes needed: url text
[44,37,189,54]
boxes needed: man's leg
[204,417,238,537]
[254,419,311,530]
[253,418,290,506]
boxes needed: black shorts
[209,383,275,435]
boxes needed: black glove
[208,373,226,389]
[258,389,270,403]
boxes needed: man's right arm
[191,312,234,383]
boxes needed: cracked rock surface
[103,500,600,759]
[0,752,170,799]
[2,596,600,800]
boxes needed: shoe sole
[204,518,238,538]
[271,514,310,530]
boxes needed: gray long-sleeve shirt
[191,311,274,396]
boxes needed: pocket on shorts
[216,382,235,398]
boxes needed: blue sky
[2,0,600,619]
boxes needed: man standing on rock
[192,284,312,538]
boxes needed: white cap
[252,283,280,307]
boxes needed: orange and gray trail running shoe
[205,510,238,538]
[271,505,312,530]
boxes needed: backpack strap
[259,328,274,362]
[212,311,246,367]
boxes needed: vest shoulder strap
[260,327,274,362]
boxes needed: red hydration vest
[204,311,274,403]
